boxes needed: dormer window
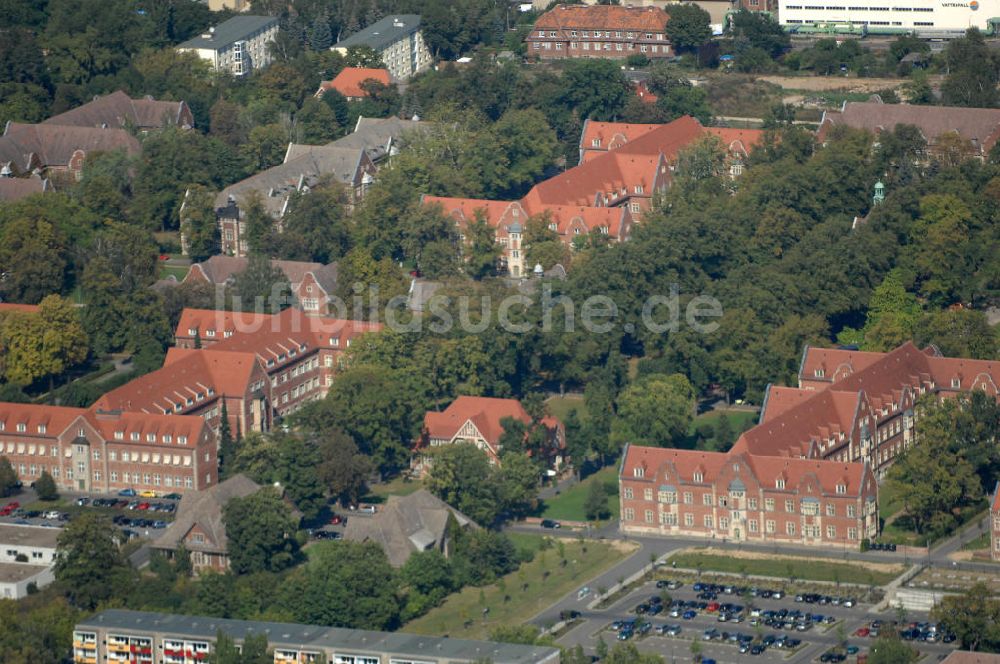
[174,403,182,412]
[633,467,644,478]
[634,185,643,194]
[836,483,847,494]
[178,436,188,445]
[592,138,601,147]
[776,478,786,489]
[346,339,352,347]
[814,369,825,378]
[131,432,140,441]
[38,424,46,434]
[186,398,193,405]
[146,433,156,442]
[548,223,558,231]
[163,435,172,444]
[266,359,275,367]
[205,329,215,337]
[951,378,961,388]
[693,472,704,482]
[187,328,197,336]
[114,431,124,440]
[224,330,234,338]
[330,337,340,347]
[299,344,307,352]
[16,423,25,432]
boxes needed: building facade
[0,404,215,495]
[0,524,58,599]
[620,445,879,547]
[992,482,1000,562]
[332,15,432,80]
[73,609,561,664]
[527,4,672,60]
[736,342,1000,478]
[177,16,279,77]
[779,0,1000,32]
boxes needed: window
[951,378,961,388]
[643,488,653,501]
[836,483,847,494]
[693,471,704,483]
[645,510,654,523]
[684,513,694,526]
[786,522,796,536]
[659,490,677,504]
[661,512,677,526]
[624,488,634,500]
[827,525,837,539]
[848,527,858,540]
[704,515,714,528]
[748,497,758,510]
[702,494,714,506]
[624,508,635,521]
[683,492,693,505]
[785,499,795,513]
[764,498,775,512]
[748,519,758,533]
[826,504,836,517]
[633,466,644,478]
[847,504,856,518]
[776,478,785,489]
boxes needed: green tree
[282,540,400,629]
[559,59,632,121]
[208,630,271,664]
[181,185,220,263]
[54,512,131,609]
[867,635,918,663]
[647,67,712,124]
[941,28,1000,108]
[295,97,341,144]
[0,457,18,497]
[222,487,300,575]
[0,217,68,303]
[345,45,385,68]
[728,9,790,57]
[584,477,610,521]
[606,642,666,663]
[242,123,289,172]
[465,209,500,279]
[232,254,292,313]
[34,470,58,501]
[665,3,712,53]
[276,183,352,264]
[426,444,503,526]
[931,582,1000,652]
[611,373,695,448]
[1,295,88,388]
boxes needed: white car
[43,510,61,520]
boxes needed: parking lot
[555,574,962,664]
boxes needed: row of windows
[535,42,667,54]
[110,471,195,488]
[538,30,664,39]
[109,450,193,466]
[625,508,861,539]
[625,487,858,517]
[786,4,933,9]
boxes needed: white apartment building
[177,15,280,77]
[779,0,1000,32]
[0,524,59,599]
[331,15,433,80]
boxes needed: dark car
[118,488,137,497]
[559,610,581,621]
[540,519,561,529]
[163,493,183,500]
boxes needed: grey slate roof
[43,90,190,130]
[78,609,561,664]
[333,14,422,51]
[337,115,432,162]
[0,175,51,201]
[214,145,368,215]
[178,15,279,51]
[185,256,327,288]
[822,101,1000,151]
[0,122,140,170]
[151,474,262,555]
[343,489,478,567]
[311,262,339,295]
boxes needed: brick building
[42,90,193,132]
[735,341,1000,478]
[422,116,763,275]
[619,445,879,547]
[527,4,672,60]
[0,403,215,494]
[317,67,392,101]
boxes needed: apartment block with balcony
[332,15,432,81]
[74,609,561,664]
[177,15,279,77]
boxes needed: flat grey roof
[78,610,560,664]
[333,15,422,51]
[0,524,61,549]
[0,563,50,583]
[178,15,279,50]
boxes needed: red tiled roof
[992,482,1000,514]
[732,388,860,458]
[704,127,766,155]
[941,652,1000,664]
[320,67,391,98]
[622,445,867,495]
[799,346,888,386]
[0,403,85,437]
[525,151,663,207]
[579,120,660,155]
[534,4,669,32]
[0,303,41,315]
[424,396,533,448]
[183,256,324,287]
[84,410,207,448]
[175,309,276,341]
[760,386,814,422]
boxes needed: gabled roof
[799,345,889,386]
[152,474,263,554]
[732,388,860,458]
[308,262,339,295]
[0,122,140,170]
[579,120,660,155]
[819,102,1000,152]
[0,303,41,315]
[0,403,85,437]
[424,396,532,447]
[533,4,670,32]
[183,256,324,287]
[175,309,276,340]
[992,481,1000,515]
[760,385,816,422]
[42,90,191,130]
[215,146,369,214]
[524,150,662,208]
[343,489,478,567]
[83,409,208,448]
[704,127,766,156]
[319,67,391,98]
[0,175,51,202]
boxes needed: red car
[854,627,870,638]
[330,514,344,525]
[706,602,721,613]
[0,501,20,515]
[137,502,151,510]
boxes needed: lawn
[688,409,758,435]
[364,476,426,503]
[962,532,990,551]
[546,394,586,422]
[539,466,619,523]
[158,265,189,281]
[404,536,636,639]
[668,550,903,587]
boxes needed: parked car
[43,510,61,520]
[329,514,345,526]
[139,490,157,498]
[75,497,89,506]
[118,488,137,497]
[559,610,581,621]
[540,519,561,529]
[577,586,591,600]
[162,493,182,500]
